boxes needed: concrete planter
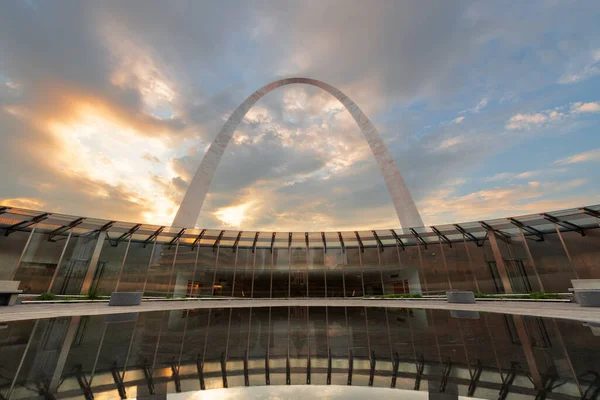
[446,290,475,304]
[108,292,143,306]
[0,280,22,306]
[574,290,600,307]
[571,280,600,307]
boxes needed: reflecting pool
[1,307,599,399]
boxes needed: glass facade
[1,204,599,297]
[2,307,597,399]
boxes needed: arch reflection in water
[1,307,599,399]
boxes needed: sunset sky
[0,0,599,231]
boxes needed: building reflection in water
[1,307,599,399]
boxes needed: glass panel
[325,248,345,297]
[252,248,271,298]
[52,232,99,295]
[13,231,70,294]
[362,247,384,296]
[308,248,326,297]
[0,230,31,281]
[345,248,363,297]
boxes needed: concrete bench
[108,292,142,306]
[0,281,22,306]
[446,290,476,304]
[571,280,600,307]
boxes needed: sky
[0,0,599,231]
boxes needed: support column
[438,237,453,290]
[188,244,201,297]
[554,224,580,279]
[512,315,543,389]
[415,242,429,293]
[80,231,106,295]
[7,320,39,400]
[488,231,513,294]
[47,230,73,293]
[49,317,81,393]
[167,242,180,296]
[518,228,544,292]
[462,236,480,293]
[114,236,132,292]
[10,225,37,281]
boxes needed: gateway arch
[173,77,424,229]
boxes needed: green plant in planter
[86,288,100,300]
[38,292,57,301]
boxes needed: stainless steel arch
[173,78,423,228]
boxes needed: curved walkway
[2,298,600,323]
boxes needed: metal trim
[5,213,50,236]
[508,218,544,242]
[431,226,453,247]
[48,217,85,242]
[542,213,585,236]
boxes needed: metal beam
[480,221,511,242]
[252,232,259,253]
[233,231,243,253]
[142,361,155,395]
[371,231,384,251]
[74,365,94,400]
[337,232,346,253]
[196,355,205,390]
[115,224,141,246]
[499,363,518,400]
[220,351,228,388]
[143,226,164,248]
[305,232,309,248]
[347,349,354,385]
[168,228,186,248]
[321,232,327,253]
[580,207,600,219]
[440,357,453,392]
[47,217,84,242]
[270,232,276,253]
[97,220,115,232]
[354,231,364,252]
[391,352,400,388]
[170,361,182,393]
[542,213,585,236]
[390,229,405,250]
[327,349,332,385]
[265,351,270,385]
[368,350,376,387]
[192,229,206,249]
[5,213,50,236]
[509,218,544,242]
[110,361,127,399]
[414,354,425,390]
[453,223,484,246]
[213,230,225,251]
[288,232,292,248]
[306,355,311,385]
[243,350,250,387]
[431,226,453,247]
[468,359,483,397]
[410,228,428,249]
[0,206,10,215]
[286,356,291,385]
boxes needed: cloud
[505,101,600,130]
[421,178,588,224]
[559,49,600,84]
[555,148,600,165]
[1,1,600,231]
